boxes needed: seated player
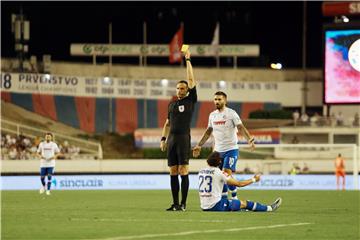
[198,152,282,212]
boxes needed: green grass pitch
[2,190,359,240]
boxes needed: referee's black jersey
[168,87,197,135]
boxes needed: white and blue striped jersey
[198,166,230,210]
[37,141,60,168]
[208,107,242,152]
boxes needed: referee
[160,49,197,211]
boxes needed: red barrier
[241,102,264,119]
[1,92,11,102]
[116,98,138,133]
[32,94,57,120]
[75,97,95,133]
[196,101,215,128]
[157,100,170,128]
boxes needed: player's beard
[215,103,225,110]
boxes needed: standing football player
[193,91,255,200]
[37,133,60,195]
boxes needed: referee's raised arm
[185,50,196,89]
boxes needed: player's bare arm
[185,50,196,89]
[160,119,170,152]
[193,127,213,158]
[36,152,42,159]
[237,124,255,151]
[227,174,260,188]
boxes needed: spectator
[353,113,359,127]
[336,112,344,126]
[22,137,31,148]
[291,136,300,144]
[329,113,336,127]
[63,141,70,153]
[34,136,41,147]
[310,113,320,126]
[300,112,309,125]
[19,149,28,160]
[8,147,18,160]
[1,135,5,148]
[292,110,300,127]
[289,163,301,175]
[30,145,38,156]
[1,133,82,160]
[302,163,310,174]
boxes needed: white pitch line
[87,222,313,240]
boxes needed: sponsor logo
[59,178,104,188]
[213,120,226,125]
[82,44,93,54]
[254,178,294,187]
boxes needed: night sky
[1,1,334,68]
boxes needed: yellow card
[181,44,189,53]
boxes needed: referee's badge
[178,105,185,112]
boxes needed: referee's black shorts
[167,134,190,167]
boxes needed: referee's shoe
[179,203,186,211]
[166,204,180,211]
[166,204,186,211]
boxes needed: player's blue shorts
[218,149,239,172]
[40,167,54,176]
[203,198,241,212]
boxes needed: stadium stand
[1,93,282,134]
[1,133,80,160]
[1,100,102,159]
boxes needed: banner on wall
[1,174,358,190]
[0,72,322,106]
[134,128,280,148]
[70,44,260,57]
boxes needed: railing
[1,119,103,159]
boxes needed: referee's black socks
[180,175,189,205]
[170,175,180,205]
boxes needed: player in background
[335,153,346,190]
[199,152,282,212]
[36,133,60,195]
[193,91,255,200]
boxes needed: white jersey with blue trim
[37,141,60,168]
[208,107,242,152]
[198,166,231,210]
